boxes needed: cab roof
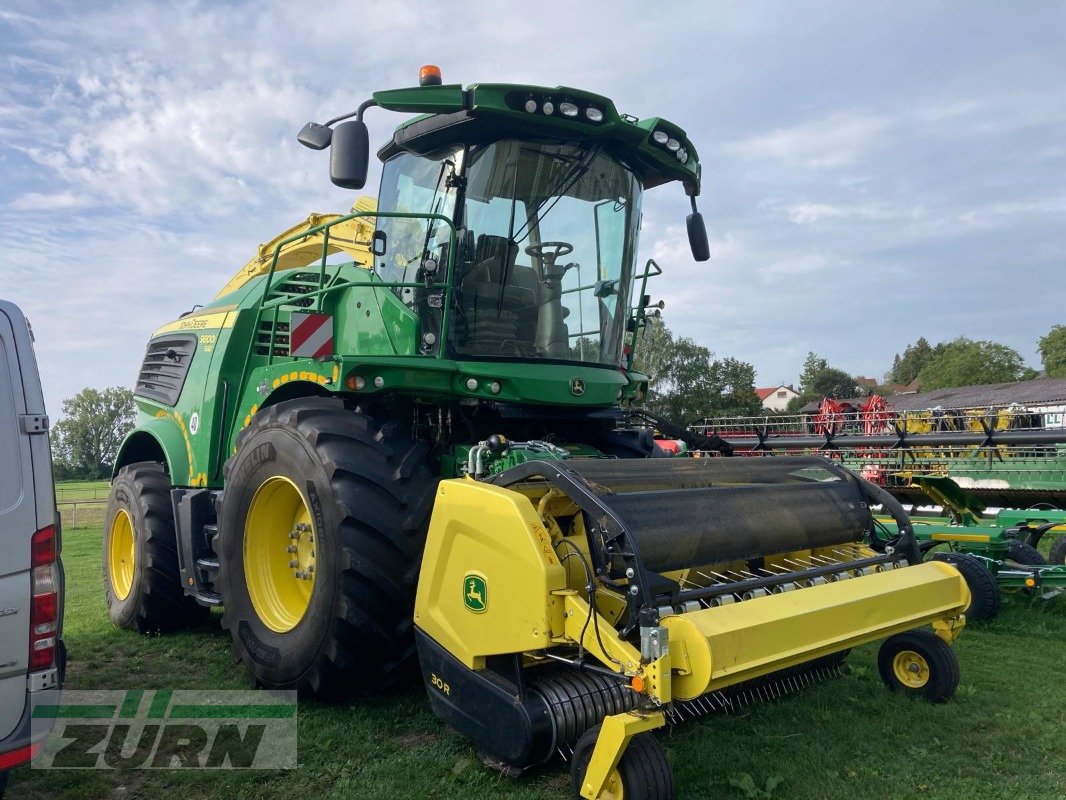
[372,82,701,194]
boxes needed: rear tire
[1006,540,1046,565]
[878,629,960,702]
[1048,536,1066,566]
[103,462,209,633]
[571,724,673,800]
[931,552,1000,621]
[217,397,436,698]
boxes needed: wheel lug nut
[286,545,298,553]
[288,560,299,568]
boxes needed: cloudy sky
[2,1,1064,412]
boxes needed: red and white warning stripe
[289,312,333,358]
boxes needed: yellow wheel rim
[600,769,623,800]
[108,508,136,601]
[892,649,930,689]
[244,476,318,633]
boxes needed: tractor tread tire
[217,397,436,699]
[932,551,1000,621]
[104,462,209,633]
[1048,536,1066,566]
[877,629,960,702]
[571,724,673,800]
[1006,540,1046,565]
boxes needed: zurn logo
[31,689,297,769]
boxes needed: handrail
[228,209,458,461]
[627,258,663,365]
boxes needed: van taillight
[30,525,57,672]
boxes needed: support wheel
[932,552,1000,620]
[571,724,673,800]
[217,398,436,698]
[104,462,210,632]
[1006,540,1046,565]
[878,629,960,702]
[1048,536,1066,566]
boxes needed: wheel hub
[892,649,930,688]
[108,508,136,601]
[244,476,318,633]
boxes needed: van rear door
[0,303,34,740]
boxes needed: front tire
[878,629,960,702]
[103,462,209,632]
[217,398,436,698]
[571,724,673,800]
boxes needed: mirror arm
[324,99,379,129]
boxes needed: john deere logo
[464,574,487,613]
[570,378,585,396]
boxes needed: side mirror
[297,122,333,150]
[330,120,370,190]
[686,210,710,262]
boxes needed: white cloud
[6,191,89,211]
[724,111,892,168]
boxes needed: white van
[0,300,64,793]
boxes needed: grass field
[11,524,1066,800]
[54,480,110,530]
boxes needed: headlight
[585,107,604,122]
[652,130,669,144]
[559,102,579,118]
[524,99,537,113]
[677,149,688,163]
[542,101,555,115]
[666,138,680,151]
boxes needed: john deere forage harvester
[105,67,972,799]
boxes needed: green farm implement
[872,476,1066,619]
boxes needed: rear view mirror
[297,122,333,150]
[687,210,710,262]
[330,120,370,190]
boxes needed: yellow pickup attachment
[662,560,969,700]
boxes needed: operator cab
[374,140,640,367]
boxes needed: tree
[633,317,760,422]
[916,337,1033,390]
[889,337,934,385]
[1039,325,1066,378]
[798,352,857,401]
[50,387,135,480]
[632,316,675,405]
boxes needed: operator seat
[456,234,538,356]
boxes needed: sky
[1,0,1064,413]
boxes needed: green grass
[12,526,1066,800]
[55,480,110,529]
[54,480,111,502]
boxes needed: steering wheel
[525,241,574,262]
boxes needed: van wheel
[104,462,210,633]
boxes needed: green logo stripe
[119,690,143,718]
[32,704,117,719]
[147,689,172,719]
[167,704,296,719]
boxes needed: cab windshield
[374,140,641,367]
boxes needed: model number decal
[430,673,451,696]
